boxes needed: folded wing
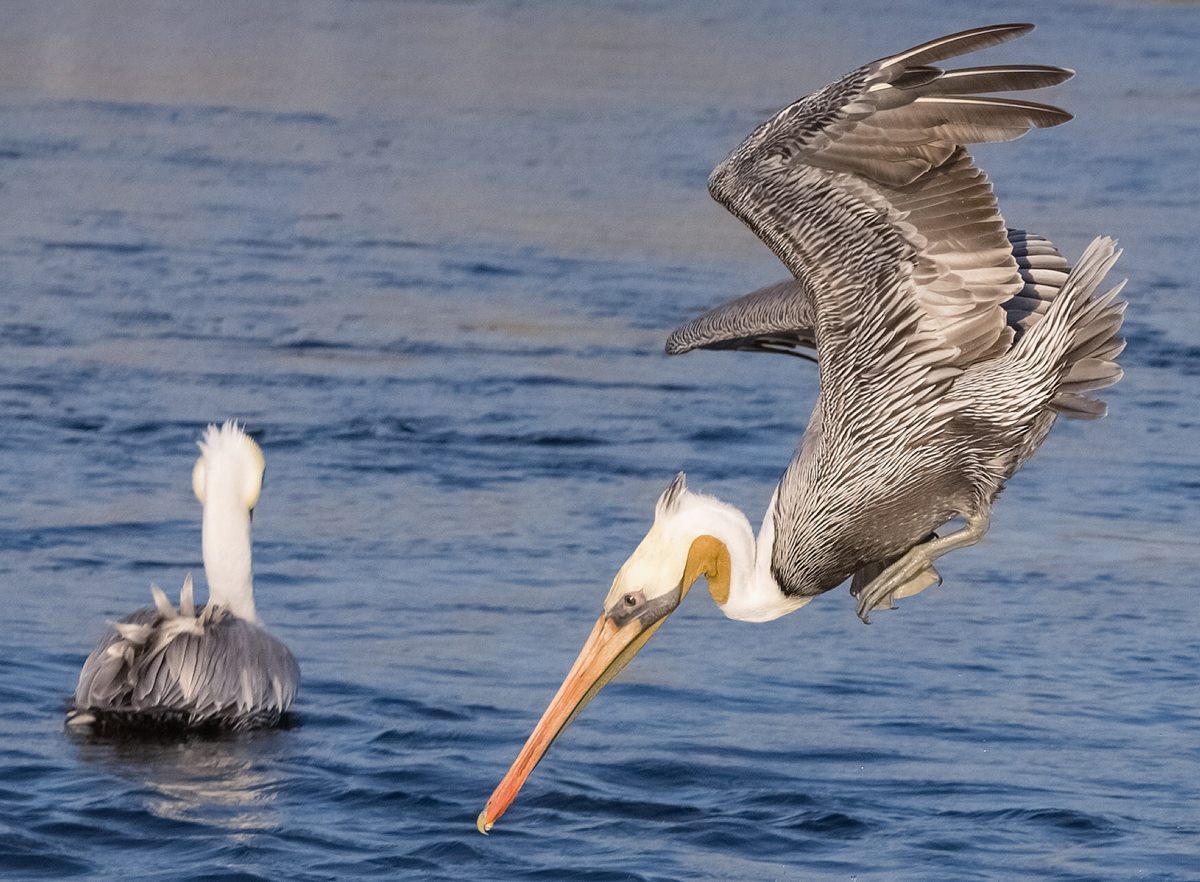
[74,583,299,729]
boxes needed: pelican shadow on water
[68,421,299,732]
[479,23,1127,831]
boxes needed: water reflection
[68,723,296,837]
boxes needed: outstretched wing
[687,23,1072,435]
[666,228,1076,361]
[666,277,817,359]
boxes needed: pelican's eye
[609,589,648,625]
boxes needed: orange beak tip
[476,809,493,835]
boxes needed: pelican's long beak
[476,603,672,834]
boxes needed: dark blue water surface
[1,1,1198,879]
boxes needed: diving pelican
[478,23,1126,831]
[69,421,299,731]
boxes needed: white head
[603,472,752,613]
[192,421,264,621]
[478,472,755,832]
[192,421,265,513]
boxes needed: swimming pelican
[69,421,299,731]
[478,23,1126,831]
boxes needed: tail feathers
[1049,393,1107,420]
[1016,236,1127,420]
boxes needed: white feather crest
[192,419,265,508]
[655,472,688,519]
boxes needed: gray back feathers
[72,576,299,731]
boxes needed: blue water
[2,1,1198,879]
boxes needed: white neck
[201,485,257,621]
[675,492,812,623]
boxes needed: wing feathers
[879,23,1034,67]
[692,26,1110,439]
[910,95,1073,128]
[921,65,1074,95]
[72,585,298,728]
[665,277,817,357]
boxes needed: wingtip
[1045,107,1074,126]
[664,334,691,356]
[983,22,1036,39]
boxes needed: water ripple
[1,3,1197,881]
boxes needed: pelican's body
[69,422,298,731]
[480,23,1126,831]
